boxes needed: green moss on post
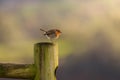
[0,64,35,79]
[34,42,58,80]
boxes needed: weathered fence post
[0,42,58,80]
[34,42,58,80]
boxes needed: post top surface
[35,42,54,45]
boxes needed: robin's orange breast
[55,31,61,38]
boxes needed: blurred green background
[0,0,120,80]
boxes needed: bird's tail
[40,28,47,32]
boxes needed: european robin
[40,28,62,41]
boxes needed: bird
[40,28,62,41]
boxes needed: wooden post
[0,42,58,80]
[34,42,58,80]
